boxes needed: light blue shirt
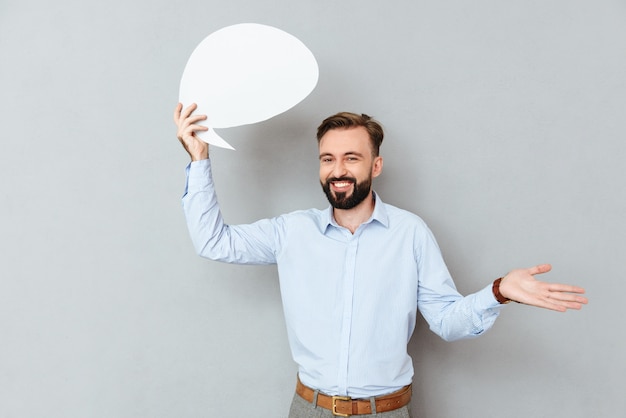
[182,159,503,398]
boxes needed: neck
[332,191,375,234]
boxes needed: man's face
[319,126,383,210]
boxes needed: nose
[332,160,348,178]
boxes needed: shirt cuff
[184,159,213,195]
[476,282,506,311]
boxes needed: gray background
[1,0,624,417]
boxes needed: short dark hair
[316,112,384,156]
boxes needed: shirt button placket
[337,231,359,395]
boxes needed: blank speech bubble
[179,23,319,150]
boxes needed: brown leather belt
[295,378,412,416]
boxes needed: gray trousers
[288,392,412,418]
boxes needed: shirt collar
[321,191,389,233]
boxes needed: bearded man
[174,103,587,418]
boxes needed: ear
[371,156,383,178]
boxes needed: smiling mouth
[329,179,354,192]
[332,181,352,188]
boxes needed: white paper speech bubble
[179,23,319,150]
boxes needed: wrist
[492,277,511,304]
[191,154,209,162]
[190,147,209,161]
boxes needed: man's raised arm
[173,103,279,265]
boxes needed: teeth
[333,182,351,187]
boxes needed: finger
[177,114,207,132]
[545,303,568,313]
[175,103,198,126]
[552,293,588,306]
[538,291,580,311]
[184,124,209,135]
[546,291,588,304]
[540,287,588,311]
[547,283,586,295]
[544,298,586,311]
[178,124,209,143]
[528,264,552,276]
[184,114,208,126]
[180,103,198,120]
[173,103,183,124]
[177,117,208,139]
[176,110,207,135]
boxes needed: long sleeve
[414,222,504,342]
[421,284,504,342]
[181,159,279,265]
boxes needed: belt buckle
[331,395,351,417]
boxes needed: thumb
[527,263,552,276]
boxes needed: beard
[321,176,373,210]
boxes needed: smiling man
[318,113,383,231]
[174,104,587,418]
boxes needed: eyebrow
[319,151,365,160]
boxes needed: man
[174,103,587,417]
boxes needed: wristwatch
[492,277,511,304]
